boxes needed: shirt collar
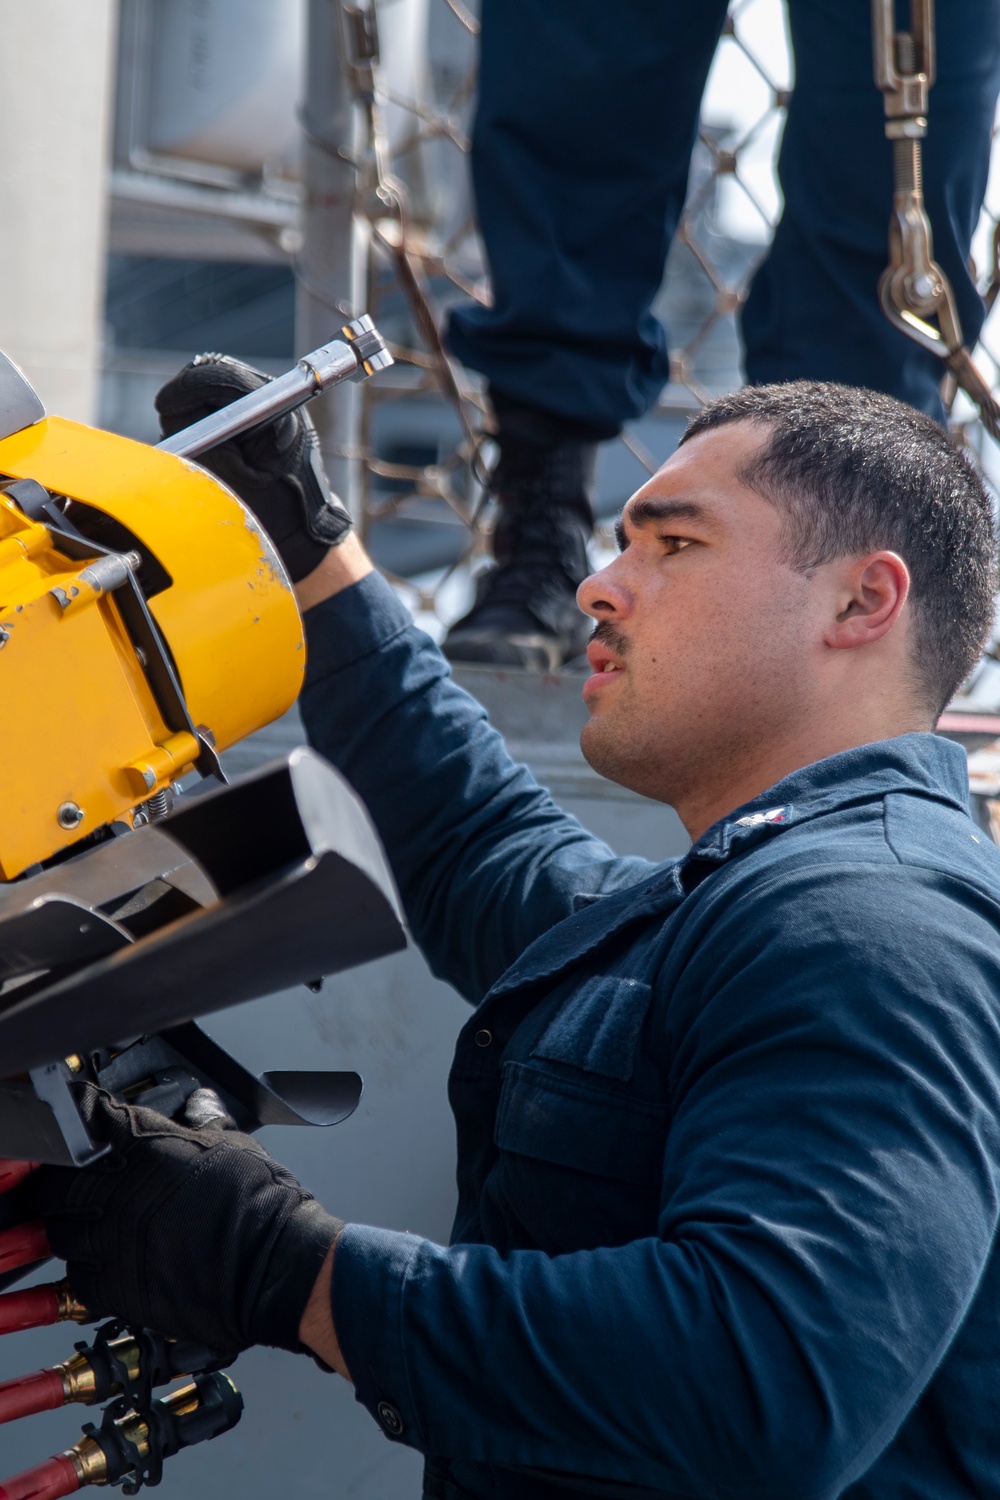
[685,732,970,869]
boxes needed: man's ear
[824,551,910,651]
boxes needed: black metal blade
[0,846,405,1078]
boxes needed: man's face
[577,421,827,808]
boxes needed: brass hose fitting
[64,1381,204,1487]
[57,1335,142,1406]
[54,1279,91,1325]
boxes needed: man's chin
[580,718,640,793]
[580,717,678,806]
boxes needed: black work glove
[155,354,353,582]
[26,1087,343,1358]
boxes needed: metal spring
[144,789,171,822]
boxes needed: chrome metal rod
[297,0,370,515]
[156,316,392,461]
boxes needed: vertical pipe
[296,0,368,519]
[0,0,116,423]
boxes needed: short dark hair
[680,381,998,715]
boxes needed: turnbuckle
[871,0,1000,437]
[872,0,952,338]
[872,0,934,129]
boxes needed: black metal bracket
[82,1369,244,1493]
[0,1022,362,1179]
[98,1022,363,1132]
[77,1317,228,1416]
[26,1061,109,1167]
[0,750,406,1087]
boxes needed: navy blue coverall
[300,573,1000,1500]
[446,0,1000,429]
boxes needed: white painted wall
[0,1,116,422]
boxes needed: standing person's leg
[443,0,728,669]
[743,0,1000,420]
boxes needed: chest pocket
[533,974,653,1081]
[496,1062,667,1186]
[492,977,667,1252]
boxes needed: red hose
[0,1163,38,1196]
[0,1286,61,1337]
[0,1369,66,1426]
[0,1455,79,1500]
[0,1222,50,1278]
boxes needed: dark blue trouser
[446,0,1000,431]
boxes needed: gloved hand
[155,354,353,582]
[26,1087,343,1357]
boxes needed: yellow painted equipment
[0,416,304,879]
[0,325,402,1171]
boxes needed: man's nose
[577,557,630,621]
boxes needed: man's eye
[659,535,692,555]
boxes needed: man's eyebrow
[615,497,710,550]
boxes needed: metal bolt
[56,801,85,830]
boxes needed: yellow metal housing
[0,416,304,878]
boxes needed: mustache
[590,620,630,659]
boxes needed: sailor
[29,368,1000,1499]
[439,0,1000,671]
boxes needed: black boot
[443,410,599,671]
